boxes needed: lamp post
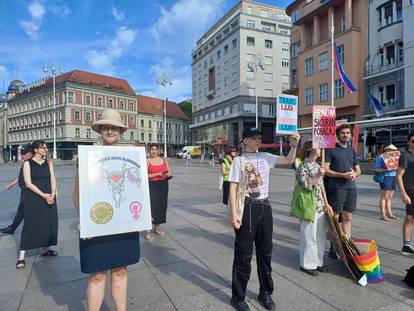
[247,53,264,128]
[156,73,173,157]
[42,64,63,160]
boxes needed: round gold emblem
[90,202,113,224]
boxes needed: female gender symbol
[129,201,142,220]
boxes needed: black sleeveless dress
[20,159,58,250]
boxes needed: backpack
[403,265,414,288]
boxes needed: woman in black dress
[16,140,58,269]
[73,109,140,311]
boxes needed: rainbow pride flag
[352,239,384,283]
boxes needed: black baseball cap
[242,127,262,139]
[20,145,32,155]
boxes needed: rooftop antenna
[16,64,19,80]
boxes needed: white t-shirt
[229,152,280,199]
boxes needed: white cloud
[49,4,72,17]
[19,0,46,39]
[0,65,11,91]
[150,0,225,54]
[85,26,138,74]
[111,7,125,21]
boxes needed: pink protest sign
[312,106,336,149]
[382,150,400,170]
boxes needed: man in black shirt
[397,133,414,255]
[0,145,33,234]
[325,124,361,240]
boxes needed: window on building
[129,102,135,111]
[340,16,346,32]
[224,45,229,55]
[148,120,152,128]
[264,56,273,65]
[262,25,271,32]
[232,38,237,49]
[74,110,81,120]
[247,87,255,96]
[319,51,328,70]
[337,44,344,64]
[141,133,145,141]
[98,113,102,120]
[386,84,396,105]
[265,40,273,49]
[120,99,125,110]
[335,79,345,99]
[398,42,404,62]
[224,77,228,86]
[75,128,80,138]
[264,89,273,97]
[281,59,289,68]
[85,111,91,121]
[319,83,328,102]
[85,95,91,105]
[86,129,91,138]
[108,99,113,108]
[243,103,255,113]
[282,42,289,52]
[148,133,152,142]
[97,97,102,107]
[305,57,313,76]
[210,55,214,64]
[66,92,74,103]
[141,120,144,127]
[264,73,273,82]
[279,26,289,35]
[260,10,268,18]
[246,20,255,28]
[246,69,255,80]
[379,86,384,104]
[386,45,395,64]
[292,69,297,87]
[305,87,313,105]
[208,67,216,91]
[291,42,300,59]
[384,3,393,25]
[247,37,255,46]
[217,50,221,60]
[379,48,384,66]
[247,6,253,14]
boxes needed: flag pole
[331,13,335,108]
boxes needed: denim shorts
[380,176,396,191]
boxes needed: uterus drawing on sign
[101,163,142,209]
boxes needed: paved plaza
[0,161,414,311]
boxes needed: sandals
[16,260,25,269]
[380,216,390,221]
[41,250,58,257]
[155,226,166,237]
[144,231,155,241]
[389,215,399,220]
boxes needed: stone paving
[0,161,413,311]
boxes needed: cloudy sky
[0,0,292,102]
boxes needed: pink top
[148,158,168,181]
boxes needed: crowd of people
[1,110,414,311]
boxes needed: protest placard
[382,150,401,170]
[276,94,298,134]
[78,145,152,238]
[312,106,336,149]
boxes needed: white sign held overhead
[78,146,152,238]
[276,94,298,135]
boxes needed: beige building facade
[286,0,368,128]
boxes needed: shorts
[328,188,357,213]
[380,176,396,191]
[406,191,414,216]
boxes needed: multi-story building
[191,0,291,147]
[137,95,190,155]
[363,0,414,147]
[7,70,138,160]
[285,0,368,128]
[0,92,8,162]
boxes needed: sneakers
[316,265,328,273]
[0,225,15,234]
[257,293,276,310]
[402,245,414,256]
[230,298,250,311]
[300,267,319,276]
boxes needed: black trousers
[232,198,274,301]
[11,191,25,230]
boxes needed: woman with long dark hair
[145,144,172,241]
[16,140,58,269]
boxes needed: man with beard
[324,124,361,257]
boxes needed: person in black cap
[0,144,33,234]
[228,128,300,311]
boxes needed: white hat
[91,109,127,133]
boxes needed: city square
[0,162,413,311]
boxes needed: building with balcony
[191,0,291,147]
[286,0,368,128]
[363,0,414,147]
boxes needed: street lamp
[156,73,173,157]
[247,53,264,128]
[43,63,63,160]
